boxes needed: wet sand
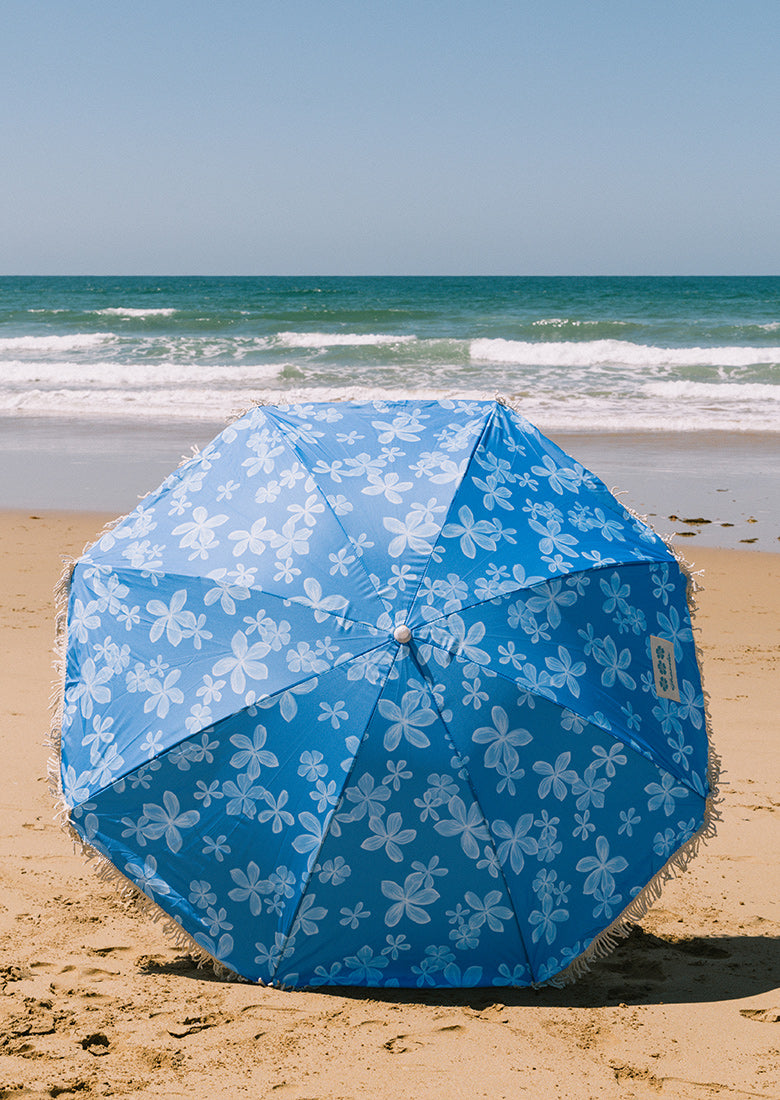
[1,414,778,550]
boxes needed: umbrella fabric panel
[61,565,387,805]
[271,652,533,989]
[259,401,493,619]
[416,561,708,791]
[415,654,705,981]
[68,653,394,981]
[410,403,672,622]
[80,408,385,630]
[55,397,716,990]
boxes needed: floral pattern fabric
[59,399,710,987]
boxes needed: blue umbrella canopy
[54,399,716,988]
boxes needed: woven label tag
[650,635,680,702]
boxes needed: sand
[0,509,778,1100]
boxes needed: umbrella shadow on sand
[293,925,780,1008]
[497,925,779,1008]
[147,925,780,1007]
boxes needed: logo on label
[649,635,680,702]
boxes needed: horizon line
[1,272,778,279]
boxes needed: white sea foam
[470,337,780,369]
[274,331,417,348]
[95,307,178,317]
[2,335,777,433]
[531,318,608,328]
[3,379,778,432]
[0,384,492,420]
[3,387,256,419]
[2,360,281,387]
[643,380,780,402]
[0,333,116,353]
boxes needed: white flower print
[645,772,690,816]
[361,812,416,862]
[491,813,538,874]
[211,631,269,693]
[140,791,200,854]
[533,752,578,801]
[473,705,532,773]
[146,590,197,646]
[229,725,279,779]
[382,873,440,926]
[378,689,437,751]
[143,668,184,719]
[576,836,629,896]
[172,506,228,560]
[125,855,170,900]
[434,796,490,859]
[69,657,112,719]
[383,509,440,558]
[228,861,265,915]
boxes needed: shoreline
[0,511,777,1097]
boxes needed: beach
[2,276,778,1095]
[1,508,778,1099]
[2,0,780,1074]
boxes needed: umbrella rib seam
[260,406,394,618]
[407,646,538,985]
[266,646,400,985]
[416,594,706,797]
[411,555,677,634]
[85,562,387,637]
[65,632,394,809]
[404,404,496,621]
[499,399,671,548]
[424,635,706,799]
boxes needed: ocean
[1,276,778,547]
[2,275,779,432]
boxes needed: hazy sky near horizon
[2,1,778,275]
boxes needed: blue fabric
[60,399,710,987]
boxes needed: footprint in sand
[383,1034,424,1054]
[80,1031,110,1056]
[739,1008,780,1023]
[29,959,121,979]
[4,1006,57,1040]
[166,1013,229,1038]
[136,953,216,978]
[47,1080,93,1097]
[38,962,121,995]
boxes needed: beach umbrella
[53,399,716,988]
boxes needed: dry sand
[1,510,778,1100]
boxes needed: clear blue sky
[2,0,778,275]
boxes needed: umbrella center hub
[393,624,412,645]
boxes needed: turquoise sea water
[2,276,779,432]
[1,276,778,544]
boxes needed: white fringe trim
[542,505,721,987]
[47,505,246,985]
